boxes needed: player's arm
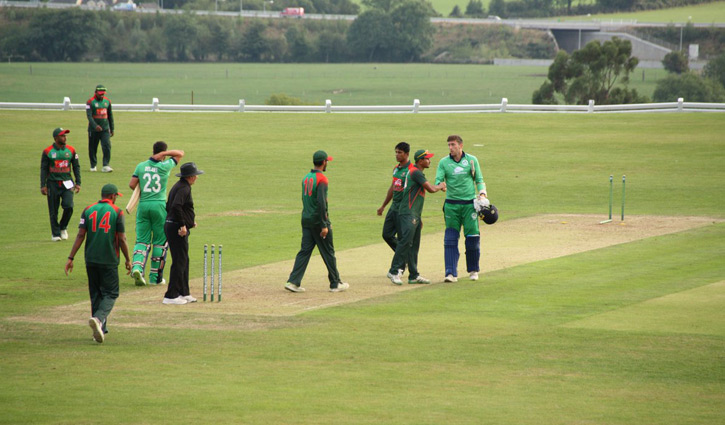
[377,182,395,216]
[151,150,184,163]
[423,181,446,193]
[71,148,81,193]
[317,180,331,238]
[108,101,114,136]
[86,101,100,131]
[116,213,131,274]
[129,176,139,190]
[119,232,131,274]
[435,160,445,185]
[40,153,49,195]
[65,228,87,275]
[168,150,184,163]
[414,170,445,193]
[472,157,487,198]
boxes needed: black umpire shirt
[166,178,195,228]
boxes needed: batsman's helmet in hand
[480,204,499,225]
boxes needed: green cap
[414,149,434,161]
[52,128,70,138]
[95,84,107,93]
[101,183,123,197]
[313,150,333,163]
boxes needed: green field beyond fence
[1,111,723,424]
[0,62,670,106]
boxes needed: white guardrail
[0,97,723,113]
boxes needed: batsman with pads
[435,135,488,282]
[128,142,184,286]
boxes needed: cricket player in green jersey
[377,142,411,252]
[285,150,349,293]
[128,141,184,286]
[86,84,115,172]
[41,127,82,241]
[65,184,132,343]
[435,135,487,282]
[387,150,446,285]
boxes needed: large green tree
[346,9,394,61]
[163,14,199,61]
[533,38,647,105]
[347,1,434,62]
[390,1,435,61]
[653,72,725,102]
[703,52,725,89]
[662,50,689,74]
[29,9,100,61]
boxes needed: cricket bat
[125,185,141,214]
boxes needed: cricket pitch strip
[12,214,721,331]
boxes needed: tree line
[532,37,725,104]
[0,4,554,63]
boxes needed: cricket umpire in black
[162,162,203,305]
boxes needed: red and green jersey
[79,199,125,266]
[300,169,330,228]
[86,96,114,131]
[132,157,178,203]
[398,164,428,218]
[390,161,411,207]
[40,143,81,187]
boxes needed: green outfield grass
[0,111,723,424]
[565,1,725,23]
[0,62,670,106]
[384,0,725,23]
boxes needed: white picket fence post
[2,97,724,113]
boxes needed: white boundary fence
[0,97,723,113]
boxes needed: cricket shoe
[90,167,97,172]
[183,295,197,303]
[131,269,146,286]
[60,229,69,240]
[330,282,350,293]
[156,278,167,285]
[101,166,113,173]
[89,317,104,343]
[162,296,188,305]
[469,272,479,281]
[387,270,403,285]
[285,283,305,293]
[51,236,62,242]
[408,276,431,284]
[444,274,458,283]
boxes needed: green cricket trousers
[388,214,422,280]
[288,225,341,288]
[86,263,119,333]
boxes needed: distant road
[2,1,724,29]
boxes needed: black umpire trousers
[164,222,190,299]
